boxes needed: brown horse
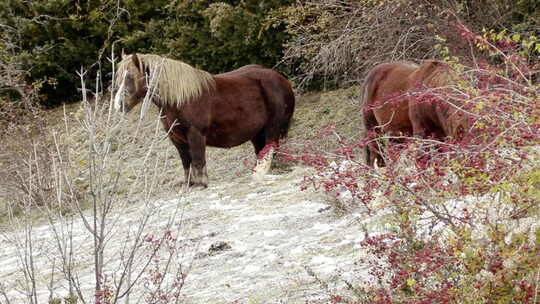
[113,54,295,187]
[360,60,467,166]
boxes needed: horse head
[114,54,148,113]
[416,60,475,140]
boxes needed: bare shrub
[277,0,539,89]
[0,51,194,303]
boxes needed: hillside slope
[0,88,370,303]
[1,165,384,303]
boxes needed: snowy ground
[0,166,385,304]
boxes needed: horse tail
[359,65,382,136]
[360,64,387,166]
[259,73,295,142]
[274,69,295,140]
[268,68,295,139]
[279,83,295,139]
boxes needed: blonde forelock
[115,54,215,106]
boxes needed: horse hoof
[190,182,208,189]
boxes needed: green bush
[1,0,127,105]
[0,0,291,107]
[143,0,292,74]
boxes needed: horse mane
[116,54,215,107]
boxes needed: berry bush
[281,24,540,303]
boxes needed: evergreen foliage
[0,0,291,106]
[0,0,536,105]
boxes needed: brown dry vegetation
[278,0,539,90]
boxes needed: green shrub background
[0,0,292,106]
[0,0,537,105]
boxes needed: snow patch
[263,230,285,237]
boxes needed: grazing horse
[360,60,467,166]
[113,54,295,187]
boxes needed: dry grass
[288,87,362,146]
[0,102,81,223]
[0,86,362,224]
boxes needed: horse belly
[374,102,411,135]
[205,105,266,148]
[206,126,261,148]
[204,76,274,148]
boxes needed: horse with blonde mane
[113,54,295,188]
[360,59,469,166]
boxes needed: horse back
[198,67,294,145]
[361,61,419,134]
[215,66,294,111]
[410,60,451,88]
[408,60,462,139]
[217,64,267,77]
[222,66,295,138]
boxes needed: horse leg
[363,110,385,167]
[161,116,195,186]
[411,119,428,139]
[409,102,432,139]
[365,145,372,166]
[251,131,266,155]
[169,138,192,185]
[187,128,208,188]
[252,130,277,180]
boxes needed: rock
[208,241,232,254]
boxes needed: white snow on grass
[0,166,376,304]
[5,160,524,303]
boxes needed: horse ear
[132,53,143,73]
[121,48,126,59]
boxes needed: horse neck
[153,83,214,111]
[153,64,215,108]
